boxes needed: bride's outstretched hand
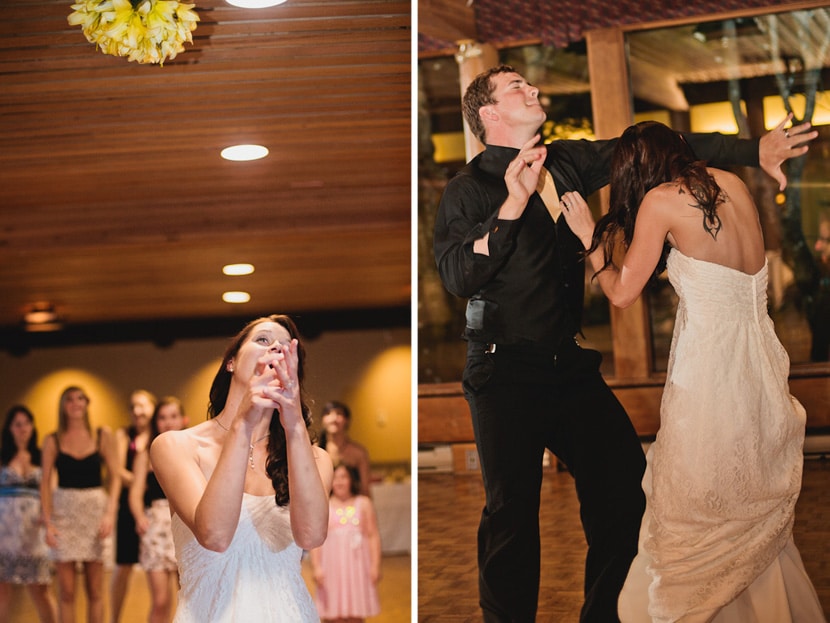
[559,191,595,249]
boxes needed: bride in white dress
[560,120,825,623]
[151,315,333,622]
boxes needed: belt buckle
[485,343,497,354]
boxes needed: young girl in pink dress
[311,464,381,623]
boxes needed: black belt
[477,337,579,356]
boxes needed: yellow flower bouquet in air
[68,0,199,65]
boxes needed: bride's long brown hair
[587,121,724,281]
[207,314,316,507]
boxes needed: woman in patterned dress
[40,386,121,623]
[129,396,188,623]
[0,405,56,623]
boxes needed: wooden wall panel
[418,376,830,445]
[791,376,830,430]
[418,385,474,443]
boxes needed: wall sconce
[23,302,63,332]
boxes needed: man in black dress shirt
[432,64,814,623]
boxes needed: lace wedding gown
[618,249,826,623]
[172,493,319,622]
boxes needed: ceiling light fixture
[24,303,58,324]
[222,291,251,304]
[220,144,269,161]
[23,302,63,331]
[225,0,288,7]
[223,263,255,276]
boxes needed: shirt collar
[476,144,520,177]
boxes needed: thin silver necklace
[213,417,270,470]
[248,434,270,470]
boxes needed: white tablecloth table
[371,480,411,554]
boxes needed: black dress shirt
[433,134,760,349]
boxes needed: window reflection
[628,7,830,367]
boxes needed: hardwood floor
[418,458,830,621]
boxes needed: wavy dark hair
[588,121,724,280]
[1,405,41,466]
[208,314,315,507]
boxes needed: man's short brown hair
[461,64,517,144]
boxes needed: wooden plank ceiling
[0,0,411,351]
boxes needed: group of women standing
[0,387,185,623]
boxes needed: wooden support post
[454,40,498,162]
[586,27,653,378]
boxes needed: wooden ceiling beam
[418,0,478,45]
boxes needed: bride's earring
[226,361,234,373]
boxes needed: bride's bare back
[656,168,766,275]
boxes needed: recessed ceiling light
[24,309,58,324]
[23,303,58,325]
[220,144,269,161]
[222,291,251,304]
[223,263,255,276]
[226,0,287,7]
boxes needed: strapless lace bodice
[667,247,768,325]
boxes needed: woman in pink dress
[311,464,381,623]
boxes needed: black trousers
[462,340,647,623]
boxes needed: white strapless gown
[172,493,319,622]
[618,249,826,623]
